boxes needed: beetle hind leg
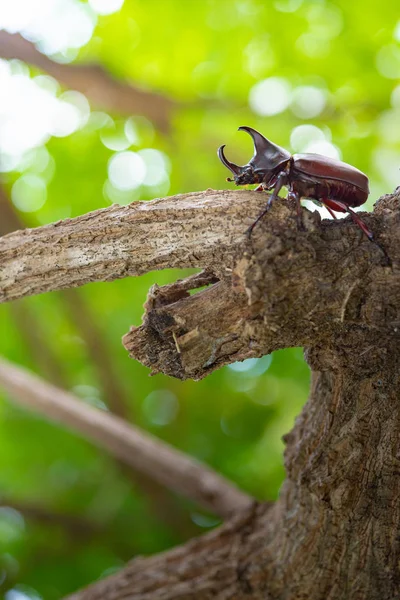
[322,199,390,264]
[346,206,391,265]
[324,205,337,219]
[288,190,304,230]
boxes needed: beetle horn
[238,126,291,166]
[218,144,241,175]
[238,126,278,156]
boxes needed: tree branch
[0,31,175,132]
[0,190,258,302]
[0,357,252,518]
[1,188,397,379]
[1,189,397,307]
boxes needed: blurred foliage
[0,0,399,597]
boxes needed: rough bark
[123,192,398,380]
[0,190,257,303]
[67,365,400,600]
[1,188,400,599]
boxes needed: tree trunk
[1,187,399,599]
[68,363,400,600]
[71,191,400,599]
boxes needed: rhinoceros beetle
[218,126,389,262]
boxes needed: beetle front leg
[246,171,286,237]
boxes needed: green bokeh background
[0,0,399,597]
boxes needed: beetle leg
[322,199,390,264]
[288,190,304,230]
[246,171,286,237]
[254,184,264,192]
[324,205,337,219]
[346,207,391,265]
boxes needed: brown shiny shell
[292,153,369,194]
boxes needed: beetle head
[218,126,291,186]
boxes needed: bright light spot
[51,48,79,64]
[302,141,341,160]
[125,116,155,146]
[21,0,97,56]
[0,58,10,83]
[305,4,343,39]
[5,592,32,600]
[394,21,400,42]
[378,109,400,143]
[391,85,400,108]
[274,0,303,12]
[373,148,400,188]
[143,390,179,426]
[5,585,42,600]
[101,120,132,151]
[107,151,146,190]
[0,154,22,173]
[89,0,125,16]
[229,358,259,372]
[376,45,400,79]
[0,1,37,32]
[190,513,221,528]
[290,124,325,152]
[249,77,291,116]
[59,91,91,127]
[86,111,113,132]
[291,86,327,119]
[9,59,30,77]
[103,179,141,204]
[72,385,108,411]
[124,118,141,145]
[228,355,272,375]
[27,147,51,173]
[0,66,91,164]
[11,175,47,212]
[0,74,53,155]
[243,37,275,78]
[237,1,261,17]
[303,200,339,220]
[0,507,25,544]
[138,148,171,186]
[50,100,81,137]
[33,75,59,96]
[296,34,330,58]
[17,146,51,174]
